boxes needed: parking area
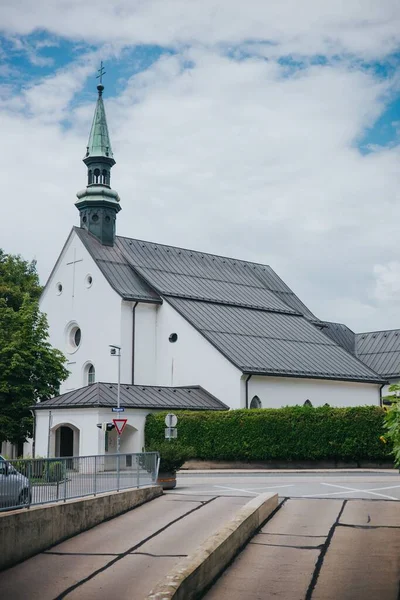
[175,470,400,500]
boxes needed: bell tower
[75,63,121,246]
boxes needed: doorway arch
[53,423,80,458]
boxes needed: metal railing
[0,452,160,512]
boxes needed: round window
[74,328,81,347]
[92,214,99,222]
[66,323,82,353]
[85,274,93,288]
[56,282,63,295]
[169,333,178,343]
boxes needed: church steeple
[76,64,121,247]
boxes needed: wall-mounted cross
[97,61,106,84]
[66,248,83,298]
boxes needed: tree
[384,384,400,467]
[0,250,41,311]
[0,251,68,446]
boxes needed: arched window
[88,170,93,185]
[94,168,100,184]
[102,169,108,185]
[304,399,313,407]
[250,395,262,409]
[87,364,95,385]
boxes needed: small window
[66,323,81,353]
[85,274,93,288]
[74,328,81,347]
[56,282,63,295]
[169,333,178,343]
[250,396,262,409]
[88,364,95,385]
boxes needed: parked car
[0,456,31,508]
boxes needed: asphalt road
[175,469,400,500]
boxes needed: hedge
[145,406,392,463]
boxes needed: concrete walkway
[204,497,400,599]
[0,493,247,600]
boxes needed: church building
[33,80,386,459]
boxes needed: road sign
[113,419,127,435]
[165,413,178,428]
[165,427,178,439]
[112,407,125,412]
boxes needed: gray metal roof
[167,298,383,382]
[34,383,228,411]
[116,236,316,316]
[74,228,385,383]
[315,321,356,355]
[75,228,316,316]
[356,329,400,378]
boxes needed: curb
[146,492,278,600]
[178,469,398,474]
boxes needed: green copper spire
[85,84,114,161]
[75,65,121,247]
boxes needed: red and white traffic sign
[113,418,127,435]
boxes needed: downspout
[245,374,252,409]
[131,302,138,384]
[379,382,386,408]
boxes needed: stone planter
[157,471,177,490]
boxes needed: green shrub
[384,401,400,466]
[45,460,65,482]
[145,406,391,463]
[148,441,194,473]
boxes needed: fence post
[137,454,140,488]
[28,461,32,509]
[63,458,67,503]
[93,455,96,496]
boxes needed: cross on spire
[96,61,106,84]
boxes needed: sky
[1,1,400,333]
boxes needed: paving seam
[249,541,325,550]
[131,552,187,558]
[51,495,218,600]
[304,500,347,600]
[338,523,400,530]
[257,532,327,538]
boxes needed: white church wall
[134,303,158,384]
[247,375,381,408]
[35,408,100,457]
[40,231,133,393]
[35,408,153,457]
[151,301,242,408]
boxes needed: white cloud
[1,1,400,58]
[0,4,400,333]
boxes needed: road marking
[214,486,258,495]
[214,484,295,495]
[244,485,296,492]
[304,483,399,501]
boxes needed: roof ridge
[116,234,272,269]
[357,328,400,336]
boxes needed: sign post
[164,413,178,441]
